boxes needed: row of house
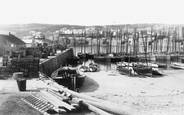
[0,33,25,56]
[0,33,53,56]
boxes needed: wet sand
[0,68,184,115]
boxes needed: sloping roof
[0,34,25,45]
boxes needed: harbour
[1,2,184,113]
[1,44,184,114]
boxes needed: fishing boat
[78,63,98,72]
[132,30,155,77]
[123,55,139,62]
[94,55,111,62]
[88,62,98,72]
[78,65,89,72]
[170,62,184,69]
[132,64,152,76]
[51,67,86,89]
[66,56,80,66]
[77,52,86,59]
[157,63,167,68]
[133,62,163,76]
[86,53,94,59]
[108,53,122,63]
[152,69,163,76]
[117,62,134,75]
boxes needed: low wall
[39,48,74,77]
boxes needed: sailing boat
[67,31,80,66]
[110,29,122,63]
[133,30,163,76]
[170,27,184,69]
[94,29,111,62]
[86,32,94,59]
[77,31,86,59]
[132,30,153,76]
[117,29,137,76]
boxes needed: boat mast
[109,29,112,54]
[72,31,76,56]
[141,30,148,66]
[125,28,129,55]
[120,28,123,54]
[84,30,86,54]
[98,30,101,54]
[155,32,158,54]
[150,26,153,55]
[133,27,137,56]
[166,28,170,54]
[91,32,93,54]
[182,27,184,52]
[174,26,177,53]
[116,30,118,53]
[97,29,99,55]
[80,32,82,53]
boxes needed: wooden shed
[0,33,26,56]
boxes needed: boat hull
[51,67,86,89]
[133,66,152,76]
[117,66,132,75]
[86,53,94,59]
[94,56,111,62]
[170,62,184,69]
[110,57,122,63]
[52,75,86,88]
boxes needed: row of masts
[59,26,184,56]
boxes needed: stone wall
[39,48,74,77]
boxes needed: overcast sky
[0,0,183,26]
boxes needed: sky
[0,0,184,26]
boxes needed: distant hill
[0,23,86,37]
[0,23,183,38]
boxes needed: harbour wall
[39,48,74,77]
[138,54,184,62]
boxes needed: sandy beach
[0,68,184,115]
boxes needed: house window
[11,44,14,47]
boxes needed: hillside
[0,23,86,37]
[0,23,182,38]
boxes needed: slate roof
[0,34,25,45]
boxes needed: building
[0,33,26,56]
[22,36,34,47]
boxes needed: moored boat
[51,67,86,89]
[86,53,94,59]
[152,69,163,76]
[133,65,152,76]
[157,63,167,68]
[170,62,184,69]
[79,62,98,72]
[94,56,111,62]
[77,52,86,59]
[67,56,80,66]
[117,62,134,75]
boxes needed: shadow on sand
[79,76,99,93]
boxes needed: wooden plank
[73,98,112,115]
[40,90,75,111]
